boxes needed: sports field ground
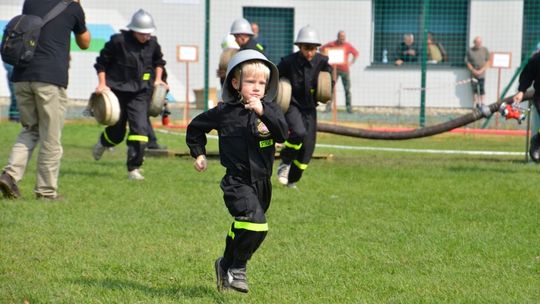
[1,121,538,303]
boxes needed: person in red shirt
[321,30,359,113]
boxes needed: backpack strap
[42,0,73,25]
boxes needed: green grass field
[1,121,539,303]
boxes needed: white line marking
[315,144,524,156]
[156,129,524,156]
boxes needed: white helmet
[221,50,278,104]
[127,9,156,34]
[294,25,321,46]
[221,34,240,50]
[230,18,254,36]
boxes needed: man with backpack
[0,0,90,200]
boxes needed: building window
[243,7,295,64]
[522,0,540,61]
[373,0,469,66]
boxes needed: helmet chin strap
[235,69,245,103]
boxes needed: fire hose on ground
[317,90,535,140]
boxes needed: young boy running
[186,50,288,293]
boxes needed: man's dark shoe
[36,193,64,201]
[214,257,230,292]
[0,171,21,199]
[227,267,249,293]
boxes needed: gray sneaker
[227,267,248,293]
[128,169,145,180]
[214,257,229,292]
[92,141,107,161]
[276,162,290,185]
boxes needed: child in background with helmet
[186,50,288,293]
[276,25,333,188]
[91,9,167,180]
[217,34,240,85]
[230,18,265,54]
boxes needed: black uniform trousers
[220,175,271,269]
[99,89,150,171]
[280,105,317,184]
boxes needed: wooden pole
[183,62,190,126]
[496,68,502,128]
[332,65,337,124]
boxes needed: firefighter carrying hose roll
[276,25,334,188]
[91,9,167,180]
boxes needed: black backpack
[1,0,72,67]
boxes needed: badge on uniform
[256,119,271,138]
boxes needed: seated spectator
[427,32,448,63]
[395,33,418,65]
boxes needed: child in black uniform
[186,50,288,293]
[92,9,167,180]
[276,25,333,188]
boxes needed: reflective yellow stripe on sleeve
[284,140,302,150]
[127,135,149,142]
[143,73,151,80]
[293,160,308,170]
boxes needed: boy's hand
[154,79,169,90]
[95,84,111,94]
[194,155,207,172]
[245,97,264,116]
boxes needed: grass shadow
[70,277,227,302]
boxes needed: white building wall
[0,0,528,109]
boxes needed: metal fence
[1,0,540,127]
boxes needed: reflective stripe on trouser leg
[102,128,124,146]
[281,104,307,164]
[121,89,152,171]
[288,108,317,184]
[127,134,148,171]
[225,220,268,266]
[221,177,272,266]
[284,140,302,150]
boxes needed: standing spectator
[395,33,418,66]
[3,63,19,122]
[91,9,167,180]
[250,22,267,50]
[427,32,448,64]
[230,18,265,54]
[186,50,288,293]
[276,25,333,188]
[512,51,540,161]
[321,30,359,113]
[0,0,90,200]
[466,36,491,108]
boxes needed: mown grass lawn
[1,121,539,303]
